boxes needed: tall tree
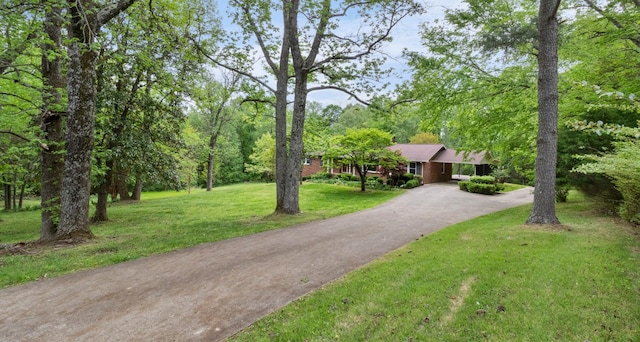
[406,0,540,181]
[526,0,561,224]
[189,70,241,191]
[56,0,137,240]
[40,0,66,239]
[196,0,421,214]
[91,0,205,222]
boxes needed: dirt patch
[441,276,476,325]
[0,237,90,256]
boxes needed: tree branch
[583,0,640,48]
[0,130,30,142]
[307,85,371,106]
[188,36,277,94]
[97,0,138,28]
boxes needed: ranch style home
[301,144,492,185]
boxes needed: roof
[432,149,489,164]
[387,144,489,165]
[387,144,446,162]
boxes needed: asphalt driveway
[0,182,533,341]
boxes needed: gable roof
[387,144,446,162]
[432,149,489,164]
[388,144,490,165]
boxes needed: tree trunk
[12,173,17,210]
[281,69,308,214]
[92,159,113,222]
[527,0,561,225]
[18,182,25,209]
[206,135,218,191]
[57,5,99,240]
[274,9,292,214]
[116,170,131,200]
[131,175,142,200]
[3,183,10,211]
[40,2,65,240]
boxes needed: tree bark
[206,135,218,191]
[131,175,142,200]
[527,0,561,225]
[116,170,131,200]
[274,4,292,214]
[40,2,65,240]
[3,183,10,211]
[92,159,113,222]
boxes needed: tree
[324,128,406,191]
[91,0,205,222]
[40,0,66,239]
[409,132,439,144]
[56,0,138,240]
[406,0,541,182]
[197,0,421,214]
[189,70,241,191]
[246,132,277,182]
[526,0,561,225]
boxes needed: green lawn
[231,193,640,341]
[0,182,404,288]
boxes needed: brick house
[387,144,491,184]
[301,144,491,184]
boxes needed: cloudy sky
[217,0,465,107]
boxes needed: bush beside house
[458,176,504,195]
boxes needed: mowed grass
[0,182,404,288]
[231,193,640,341]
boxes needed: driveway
[0,183,533,341]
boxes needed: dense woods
[1,0,639,241]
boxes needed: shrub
[311,172,332,180]
[458,181,470,191]
[490,168,510,183]
[555,187,569,203]
[467,182,496,195]
[495,183,506,192]
[469,175,496,184]
[401,173,415,183]
[339,173,353,181]
[405,179,420,189]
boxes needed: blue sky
[215,0,465,107]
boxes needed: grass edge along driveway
[0,183,405,289]
[231,193,640,342]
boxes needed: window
[303,156,311,165]
[441,163,446,174]
[408,162,421,175]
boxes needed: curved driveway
[0,182,533,341]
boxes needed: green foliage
[461,176,499,195]
[490,168,510,183]
[324,128,407,191]
[409,132,439,144]
[404,179,420,189]
[245,132,276,182]
[572,91,640,223]
[310,172,331,180]
[467,182,496,195]
[458,180,470,191]
[470,175,496,185]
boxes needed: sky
[216,0,465,107]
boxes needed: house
[387,144,491,184]
[301,144,492,184]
